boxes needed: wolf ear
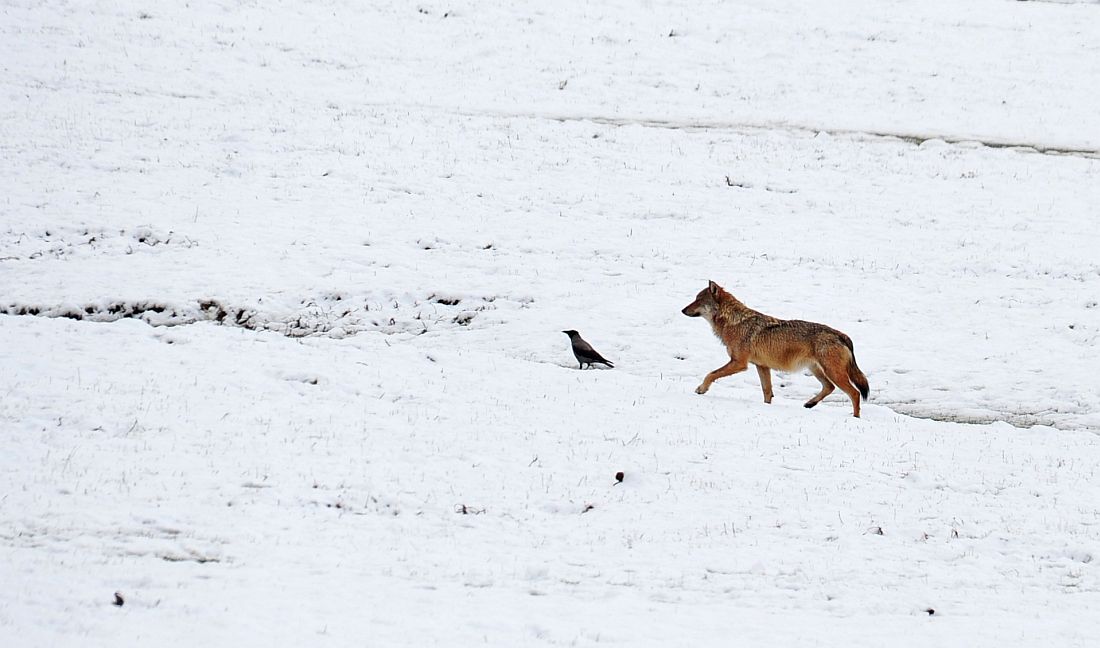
[708,280,719,295]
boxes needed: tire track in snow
[377,102,1100,160]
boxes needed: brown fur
[682,280,870,417]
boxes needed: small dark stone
[113,592,124,607]
[615,471,624,483]
[926,608,935,616]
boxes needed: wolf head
[681,280,723,319]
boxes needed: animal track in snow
[0,225,196,262]
[1,292,532,338]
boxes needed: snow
[2,0,1100,645]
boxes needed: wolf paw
[695,384,709,395]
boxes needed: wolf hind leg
[820,353,861,417]
[804,363,835,409]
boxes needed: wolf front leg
[755,365,773,403]
[695,356,749,394]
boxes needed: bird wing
[573,337,597,355]
[575,338,611,364]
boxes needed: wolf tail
[847,351,870,401]
[834,332,869,400]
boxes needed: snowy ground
[3,0,1100,645]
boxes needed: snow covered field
[3,0,1100,645]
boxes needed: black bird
[562,330,614,369]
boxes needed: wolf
[681,281,870,417]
